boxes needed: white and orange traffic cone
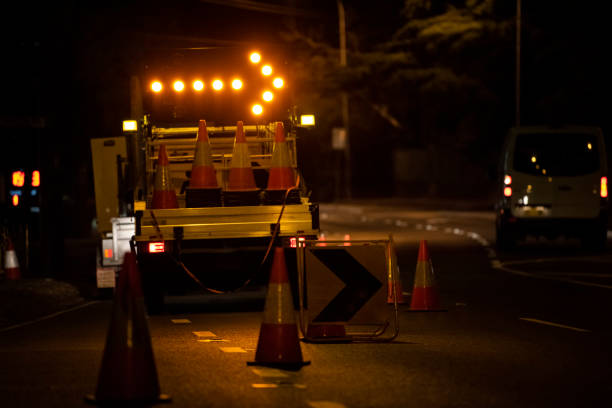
[266,122,295,191]
[227,121,257,192]
[189,119,218,189]
[409,240,442,311]
[151,144,178,209]
[248,247,310,369]
[86,252,171,405]
[4,237,20,280]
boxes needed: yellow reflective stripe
[193,141,213,167]
[413,261,435,287]
[230,142,251,169]
[271,142,291,167]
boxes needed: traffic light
[8,169,40,208]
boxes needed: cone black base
[264,189,301,205]
[85,393,172,406]
[223,190,261,206]
[185,187,222,207]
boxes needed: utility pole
[515,0,521,127]
[337,0,351,199]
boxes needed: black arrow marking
[311,249,382,322]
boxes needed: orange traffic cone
[248,247,310,370]
[227,121,257,191]
[189,119,218,189]
[409,240,442,311]
[86,252,171,405]
[266,122,295,191]
[151,144,178,209]
[4,237,20,280]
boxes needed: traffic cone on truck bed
[189,119,218,189]
[248,247,310,370]
[186,119,221,207]
[265,121,300,204]
[151,144,178,209]
[409,240,443,311]
[86,252,170,405]
[225,121,259,206]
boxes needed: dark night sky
[0,1,609,202]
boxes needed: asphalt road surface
[1,200,611,407]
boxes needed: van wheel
[496,220,515,250]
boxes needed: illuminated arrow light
[262,91,273,102]
[252,104,263,115]
[151,81,162,93]
[232,79,243,90]
[273,77,284,88]
[212,79,223,91]
[261,65,272,76]
[250,52,261,63]
[193,80,204,91]
[173,80,185,92]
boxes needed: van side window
[513,133,599,177]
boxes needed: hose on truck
[146,174,301,294]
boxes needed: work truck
[90,49,319,312]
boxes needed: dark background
[0,0,608,275]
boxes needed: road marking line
[251,367,289,378]
[197,339,228,343]
[503,257,612,266]
[219,346,247,353]
[307,401,347,408]
[493,263,612,290]
[519,318,591,333]
[540,272,612,278]
[0,301,100,333]
[252,383,307,389]
[193,331,216,338]
[171,318,191,324]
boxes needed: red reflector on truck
[504,187,512,197]
[104,249,113,258]
[289,236,306,248]
[148,242,165,253]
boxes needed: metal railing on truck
[144,122,297,200]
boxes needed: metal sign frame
[296,235,400,343]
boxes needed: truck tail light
[601,177,608,198]
[503,174,512,197]
[289,236,306,248]
[148,242,165,253]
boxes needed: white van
[495,126,608,249]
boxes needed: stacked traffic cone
[3,237,20,280]
[86,252,170,405]
[248,247,310,369]
[266,121,300,204]
[409,240,442,310]
[186,120,222,207]
[151,144,178,209]
[189,120,218,188]
[267,121,295,190]
[225,121,259,206]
